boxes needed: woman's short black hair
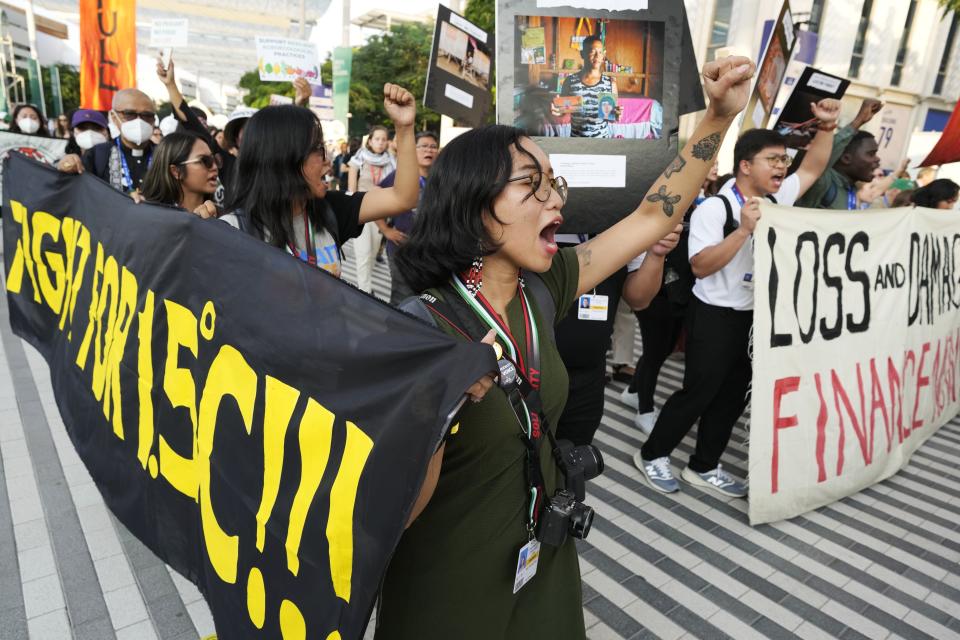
[912,178,959,208]
[394,124,542,293]
[733,129,786,175]
[580,35,603,62]
[10,104,50,137]
[416,130,439,144]
[141,131,205,207]
[224,104,325,248]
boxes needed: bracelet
[818,122,838,132]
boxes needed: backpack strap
[820,181,838,209]
[766,194,777,204]
[520,271,556,345]
[718,194,738,238]
[397,295,438,327]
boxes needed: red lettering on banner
[831,368,871,475]
[913,342,931,431]
[771,376,800,494]
[900,351,915,441]
[868,359,893,454]
[931,341,943,421]
[887,357,904,445]
[814,373,828,483]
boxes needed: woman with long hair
[220,84,422,281]
[912,178,959,210]
[378,56,755,639]
[9,104,50,137]
[140,130,220,217]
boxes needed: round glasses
[507,172,568,203]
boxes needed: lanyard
[847,187,858,211]
[115,138,150,193]
[287,215,317,266]
[451,276,545,530]
[731,184,746,207]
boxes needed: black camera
[538,489,595,547]
[555,440,605,501]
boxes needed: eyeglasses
[507,172,568,203]
[114,109,157,123]
[756,154,793,168]
[179,154,222,170]
[416,143,439,150]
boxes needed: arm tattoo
[575,240,593,266]
[646,185,683,217]
[691,132,721,161]
[663,155,686,178]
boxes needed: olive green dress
[375,248,586,640]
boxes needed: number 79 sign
[864,104,914,171]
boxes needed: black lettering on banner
[820,233,844,341]
[793,231,820,344]
[767,227,792,348]
[845,231,871,334]
[908,233,920,326]
[96,0,119,92]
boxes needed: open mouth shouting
[539,216,563,256]
[770,172,785,191]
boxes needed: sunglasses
[115,109,157,123]
[179,154,222,170]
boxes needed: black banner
[3,154,494,639]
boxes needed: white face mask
[17,117,40,134]
[118,117,154,146]
[108,120,120,139]
[75,130,108,150]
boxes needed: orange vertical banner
[80,0,137,110]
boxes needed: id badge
[742,273,754,291]
[513,539,541,594]
[577,294,609,321]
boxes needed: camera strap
[414,275,550,533]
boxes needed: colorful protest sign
[740,0,795,134]
[255,37,321,83]
[424,6,494,128]
[750,202,960,524]
[150,19,189,48]
[0,132,66,205]
[80,0,136,110]
[2,154,494,638]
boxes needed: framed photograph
[497,0,686,233]
[424,6,494,127]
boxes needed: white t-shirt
[688,174,800,311]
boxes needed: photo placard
[424,6,494,127]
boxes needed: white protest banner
[150,19,189,48]
[749,203,960,525]
[0,131,67,204]
[255,36,321,83]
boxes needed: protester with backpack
[632,99,841,499]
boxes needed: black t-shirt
[315,190,364,244]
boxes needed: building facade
[683,0,959,173]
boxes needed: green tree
[238,71,297,108]
[464,0,494,34]
[348,22,443,135]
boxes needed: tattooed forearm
[575,240,593,266]
[691,132,721,161]
[663,155,686,178]
[646,185,682,217]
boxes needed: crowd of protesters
[1,47,959,639]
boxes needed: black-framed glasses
[179,154,222,170]
[115,109,157,123]
[507,172,568,203]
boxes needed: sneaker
[680,465,748,498]
[619,385,640,409]
[633,452,678,493]
[634,409,660,435]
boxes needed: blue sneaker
[680,465,748,498]
[634,452,679,493]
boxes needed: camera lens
[567,444,605,482]
[568,502,594,540]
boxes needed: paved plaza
[1,255,958,639]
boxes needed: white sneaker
[619,385,639,409]
[680,465,748,498]
[635,409,660,435]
